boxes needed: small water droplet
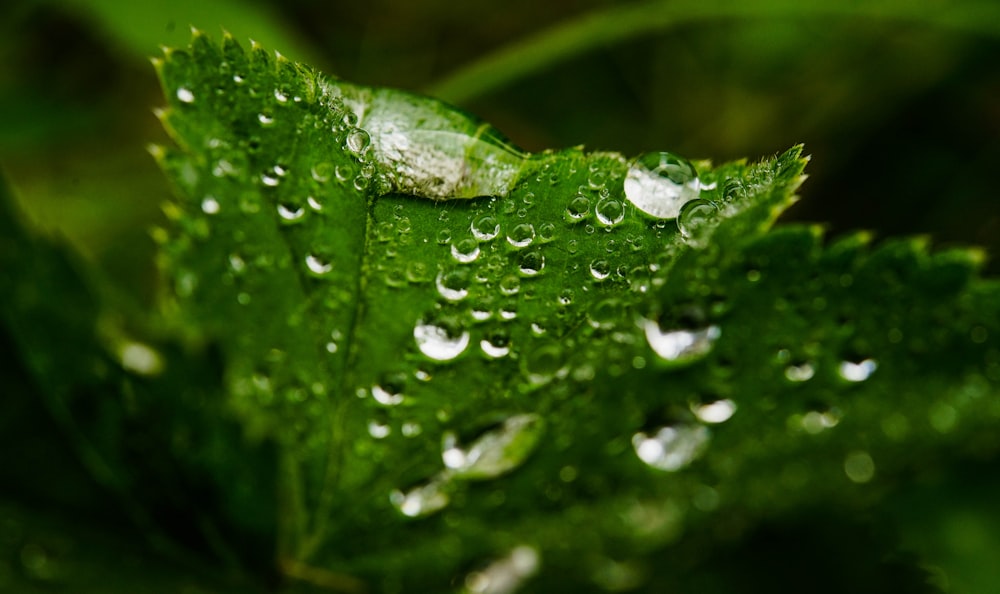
[521,342,566,385]
[499,275,521,296]
[691,399,736,424]
[307,196,323,211]
[305,254,333,276]
[643,319,720,364]
[372,374,406,406]
[537,222,556,242]
[436,269,470,301]
[277,202,305,222]
[274,89,288,103]
[452,238,481,263]
[632,423,710,471]
[201,196,220,214]
[784,362,815,382]
[623,151,700,219]
[480,329,511,358]
[117,341,165,376]
[566,195,591,220]
[838,358,877,382]
[346,128,371,154]
[261,172,280,187]
[472,215,500,241]
[518,251,544,276]
[677,199,718,242]
[390,476,450,518]
[507,223,535,248]
[414,320,470,361]
[442,414,544,479]
[595,198,625,226]
[589,259,611,281]
[800,408,841,434]
[258,112,274,126]
[176,87,195,103]
[368,419,391,439]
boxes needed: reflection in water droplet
[305,254,333,276]
[390,476,450,518]
[643,319,720,364]
[518,251,545,276]
[838,358,877,382]
[462,546,540,594]
[414,321,470,361]
[632,423,710,471]
[201,196,220,214]
[623,151,700,219]
[481,330,511,358]
[566,195,591,220]
[177,87,195,103]
[442,414,545,480]
[589,260,611,281]
[691,399,736,424]
[472,215,500,241]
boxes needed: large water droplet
[642,318,720,364]
[632,423,710,471]
[442,414,545,480]
[415,320,470,361]
[623,151,700,219]
[390,476,450,518]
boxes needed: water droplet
[595,198,625,226]
[480,329,511,358]
[642,319,720,364]
[258,112,274,126]
[843,451,875,484]
[305,254,333,276]
[277,202,305,222]
[623,151,700,219]
[261,172,280,187]
[499,275,521,296]
[346,128,371,154]
[838,358,877,382]
[372,374,406,406]
[436,269,470,301]
[589,259,611,281]
[677,199,717,242]
[311,161,334,182]
[307,196,323,211]
[537,222,556,242]
[117,341,165,376]
[452,238,481,263]
[472,215,500,241]
[176,87,195,103]
[507,223,535,248]
[521,342,566,385]
[201,196,220,214]
[566,195,591,220]
[784,361,815,382]
[691,399,736,424]
[800,408,841,434]
[463,546,540,594]
[632,423,710,471]
[518,251,544,276]
[368,419,391,439]
[414,320,470,361]
[390,476,450,517]
[442,414,545,480]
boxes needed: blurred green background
[1,0,999,590]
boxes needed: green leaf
[146,31,1000,592]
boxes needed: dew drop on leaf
[452,238,481,263]
[838,358,878,382]
[472,215,500,241]
[462,546,540,594]
[691,399,736,424]
[632,423,710,471]
[623,151,700,219]
[414,320,471,361]
[276,202,305,222]
[200,196,220,214]
[390,476,450,518]
[305,254,333,276]
[507,223,535,248]
[642,318,720,364]
[176,87,195,103]
[595,198,625,226]
[441,414,545,480]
